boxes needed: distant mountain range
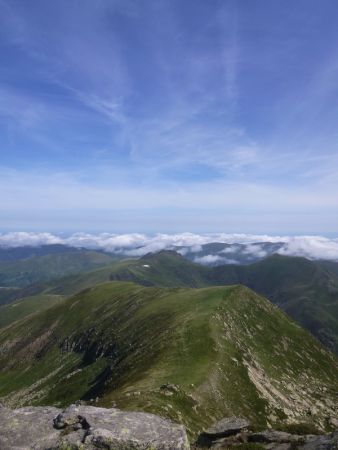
[0,246,118,293]
[0,245,337,355]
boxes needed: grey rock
[203,416,250,438]
[208,434,246,449]
[298,432,338,450]
[0,404,190,450]
[196,417,250,447]
[160,384,180,396]
[266,444,292,450]
[55,429,88,448]
[64,404,190,449]
[328,417,338,429]
[248,430,303,444]
[53,404,91,430]
[0,405,62,450]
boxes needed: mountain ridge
[1,249,337,355]
[0,281,337,438]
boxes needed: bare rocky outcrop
[0,403,190,450]
[1,404,337,450]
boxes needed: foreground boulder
[0,406,62,449]
[0,404,190,450]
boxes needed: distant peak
[141,250,184,260]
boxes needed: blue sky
[1,0,338,233]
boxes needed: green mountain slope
[3,250,338,355]
[318,260,338,277]
[0,250,116,292]
[210,254,338,354]
[0,294,64,328]
[52,251,338,354]
[33,250,208,297]
[0,282,337,438]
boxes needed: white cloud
[0,232,63,247]
[0,232,338,262]
[278,236,338,261]
[194,254,238,265]
[241,244,268,258]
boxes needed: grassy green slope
[0,294,64,328]
[0,282,336,437]
[5,251,337,355]
[41,250,209,296]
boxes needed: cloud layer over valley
[0,232,338,263]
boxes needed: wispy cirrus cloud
[0,0,247,174]
[1,1,338,232]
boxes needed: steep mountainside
[0,282,337,438]
[74,251,338,355]
[210,254,338,354]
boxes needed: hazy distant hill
[0,249,117,294]
[0,244,82,261]
[0,282,336,437]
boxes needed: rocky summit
[1,404,337,450]
[0,403,190,450]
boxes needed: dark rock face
[300,432,338,450]
[0,404,190,450]
[196,417,250,447]
[247,430,338,449]
[248,430,302,443]
[195,417,338,449]
[203,417,250,438]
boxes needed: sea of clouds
[0,231,338,262]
